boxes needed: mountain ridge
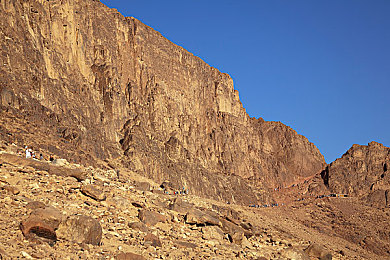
[0,0,325,204]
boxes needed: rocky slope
[0,141,388,259]
[321,141,390,208]
[0,0,325,204]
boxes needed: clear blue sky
[101,0,390,163]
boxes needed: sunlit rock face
[0,0,325,204]
[321,141,390,207]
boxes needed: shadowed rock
[185,208,221,226]
[220,218,246,245]
[81,184,106,201]
[20,206,64,244]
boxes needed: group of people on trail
[164,187,189,196]
[21,146,47,161]
[249,203,283,208]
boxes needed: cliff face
[321,142,390,207]
[0,0,325,203]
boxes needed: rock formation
[321,141,390,207]
[0,0,325,204]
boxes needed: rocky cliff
[0,0,325,204]
[321,142,390,207]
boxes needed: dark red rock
[20,217,57,243]
[20,206,64,244]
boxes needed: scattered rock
[1,184,19,195]
[57,215,102,245]
[81,184,106,201]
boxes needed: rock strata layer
[0,0,325,204]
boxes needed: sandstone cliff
[0,0,325,204]
[321,142,390,207]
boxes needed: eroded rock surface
[321,141,390,207]
[0,0,325,204]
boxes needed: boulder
[282,248,310,260]
[20,206,64,244]
[51,158,68,166]
[81,184,106,201]
[168,197,194,214]
[26,201,46,210]
[138,209,168,226]
[144,233,162,247]
[202,226,225,241]
[128,222,149,233]
[57,215,102,245]
[304,243,332,260]
[174,241,197,249]
[115,252,146,260]
[185,208,221,226]
[220,218,245,245]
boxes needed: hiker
[50,155,54,162]
[25,146,31,158]
[40,153,44,160]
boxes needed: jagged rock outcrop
[321,141,390,207]
[0,0,325,204]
